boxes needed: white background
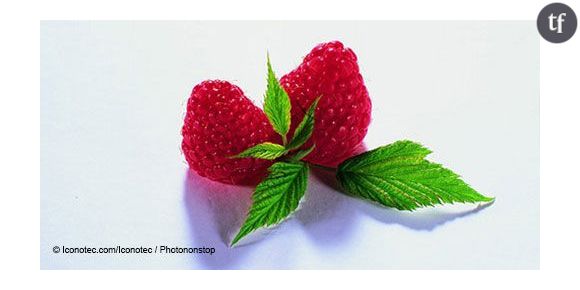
[40,21,538,269]
[1,0,579,288]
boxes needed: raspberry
[181,80,277,185]
[280,41,372,167]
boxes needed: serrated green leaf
[231,142,287,160]
[336,140,494,211]
[288,145,316,162]
[263,55,291,142]
[231,161,308,246]
[286,97,320,151]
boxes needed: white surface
[40,21,539,269]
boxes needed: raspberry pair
[181,41,371,185]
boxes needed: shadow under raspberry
[182,170,256,269]
[294,167,359,247]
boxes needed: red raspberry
[281,41,372,167]
[181,80,277,185]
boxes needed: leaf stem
[281,135,287,146]
[309,163,337,173]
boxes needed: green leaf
[231,161,309,246]
[263,55,292,142]
[286,97,320,151]
[336,140,494,211]
[231,142,287,160]
[288,145,316,162]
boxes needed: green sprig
[228,54,493,247]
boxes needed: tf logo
[538,3,577,43]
